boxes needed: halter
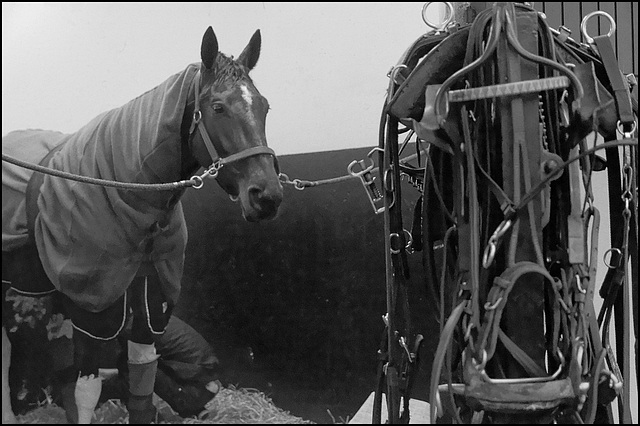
[188,70,277,183]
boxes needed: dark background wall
[175,146,434,422]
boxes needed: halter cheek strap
[188,70,277,178]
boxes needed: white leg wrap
[75,374,102,424]
[128,341,159,364]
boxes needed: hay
[14,404,67,424]
[188,385,313,424]
[13,385,314,424]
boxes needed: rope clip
[348,149,384,214]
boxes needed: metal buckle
[348,150,385,214]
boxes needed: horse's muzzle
[245,184,283,222]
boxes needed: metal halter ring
[580,11,616,45]
[205,162,222,178]
[422,2,454,33]
[191,175,204,189]
[292,179,306,191]
[616,119,637,138]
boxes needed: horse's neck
[110,66,201,211]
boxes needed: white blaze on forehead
[239,83,257,128]
[240,84,253,108]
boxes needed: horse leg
[1,326,17,424]
[126,277,161,424]
[72,331,103,424]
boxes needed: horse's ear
[237,29,261,71]
[201,26,219,70]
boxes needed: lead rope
[1,152,202,190]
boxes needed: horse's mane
[212,53,252,87]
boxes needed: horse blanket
[2,63,201,313]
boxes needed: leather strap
[593,35,635,131]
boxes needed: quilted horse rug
[2,63,203,315]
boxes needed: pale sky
[2,2,432,155]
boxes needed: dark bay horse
[2,26,282,423]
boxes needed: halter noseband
[188,70,277,179]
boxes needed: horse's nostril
[248,186,263,205]
[248,185,282,217]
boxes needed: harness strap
[461,106,481,328]
[593,35,635,131]
[476,261,557,365]
[497,329,548,378]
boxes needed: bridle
[188,69,278,188]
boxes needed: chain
[279,148,430,191]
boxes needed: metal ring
[464,322,474,341]
[193,110,202,123]
[580,11,616,45]
[484,297,503,311]
[493,219,513,240]
[278,172,290,183]
[482,242,497,269]
[576,274,586,294]
[347,157,374,177]
[191,175,204,189]
[390,233,402,255]
[347,160,360,176]
[292,179,306,191]
[616,119,637,137]
[422,2,454,32]
[389,64,408,85]
[603,248,622,269]
[403,229,413,250]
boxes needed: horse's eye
[212,104,225,114]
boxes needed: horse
[373,2,637,423]
[1,26,282,423]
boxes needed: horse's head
[188,27,282,222]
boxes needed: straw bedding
[15,385,313,424]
